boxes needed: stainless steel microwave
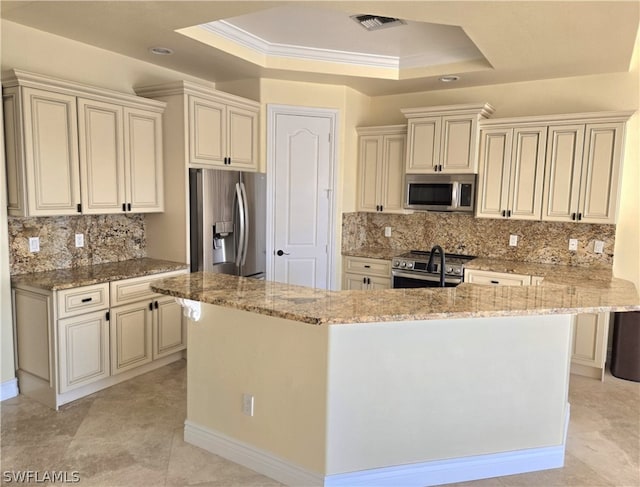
[404,173,476,212]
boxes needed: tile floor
[1,360,638,486]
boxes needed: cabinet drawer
[464,269,532,286]
[344,257,391,277]
[110,270,187,307]
[57,283,109,319]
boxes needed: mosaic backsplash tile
[8,214,146,275]
[342,212,615,267]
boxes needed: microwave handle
[451,181,459,209]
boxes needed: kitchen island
[151,272,640,487]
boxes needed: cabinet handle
[380,205,384,212]
[228,157,232,165]
[502,210,506,217]
[127,203,132,211]
[76,203,82,213]
[364,265,371,268]
[106,311,110,321]
[367,277,371,285]
[577,212,582,221]
[490,280,500,284]
[81,297,93,303]
[123,203,127,212]
[154,300,159,309]
[363,277,367,284]
[571,212,576,221]
[149,302,153,311]
[507,210,512,218]
[438,165,443,172]
[434,165,439,172]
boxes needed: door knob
[276,249,290,256]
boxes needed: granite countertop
[151,269,640,325]
[11,258,189,291]
[342,248,406,261]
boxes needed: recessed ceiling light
[149,47,174,55]
[439,75,460,83]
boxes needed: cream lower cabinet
[12,269,186,409]
[356,125,406,213]
[342,256,391,290]
[464,269,532,286]
[571,312,610,380]
[476,125,546,220]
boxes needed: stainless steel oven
[391,250,475,289]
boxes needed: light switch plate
[28,237,40,253]
[509,235,518,246]
[594,240,604,254]
[568,239,578,251]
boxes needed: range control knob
[453,268,461,274]
[400,261,407,268]
[392,260,400,268]
[406,262,414,269]
[447,267,453,273]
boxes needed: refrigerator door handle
[235,182,246,268]
[240,182,250,266]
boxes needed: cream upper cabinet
[123,107,164,212]
[476,125,546,220]
[356,125,406,213]
[78,98,126,214]
[3,70,166,217]
[402,104,494,174]
[188,93,259,170]
[543,119,627,224]
[4,87,81,216]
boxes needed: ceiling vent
[351,14,406,31]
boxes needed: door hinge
[328,133,331,143]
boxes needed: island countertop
[151,268,640,325]
[10,258,189,291]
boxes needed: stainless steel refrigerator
[189,168,266,278]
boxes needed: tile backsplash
[343,212,615,267]
[8,214,146,275]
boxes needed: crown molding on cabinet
[402,103,495,119]
[134,80,260,109]
[479,110,635,127]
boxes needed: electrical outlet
[594,240,604,254]
[568,239,578,251]
[242,393,254,417]
[28,237,40,253]
[384,226,392,237]
[509,234,518,247]
[75,233,84,248]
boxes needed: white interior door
[268,107,335,289]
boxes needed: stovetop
[392,250,476,276]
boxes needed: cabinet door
[369,276,391,290]
[507,126,547,220]
[380,134,406,213]
[123,107,164,212]
[58,310,110,393]
[406,117,441,172]
[572,312,610,379]
[189,95,225,166]
[440,115,477,173]
[342,273,368,290]
[357,135,382,212]
[22,87,81,215]
[110,301,153,375]
[542,125,585,221]
[153,296,186,359]
[78,98,126,214]
[476,129,511,218]
[226,104,258,170]
[578,123,624,224]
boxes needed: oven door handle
[392,270,462,285]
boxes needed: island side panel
[325,314,573,475]
[185,304,329,475]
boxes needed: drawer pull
[81,297,93,303]
[364,265,371,268]
[490,280,500,284]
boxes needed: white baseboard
[184,421,323,486]
[185,411,568,487]
[1,378,18,401]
